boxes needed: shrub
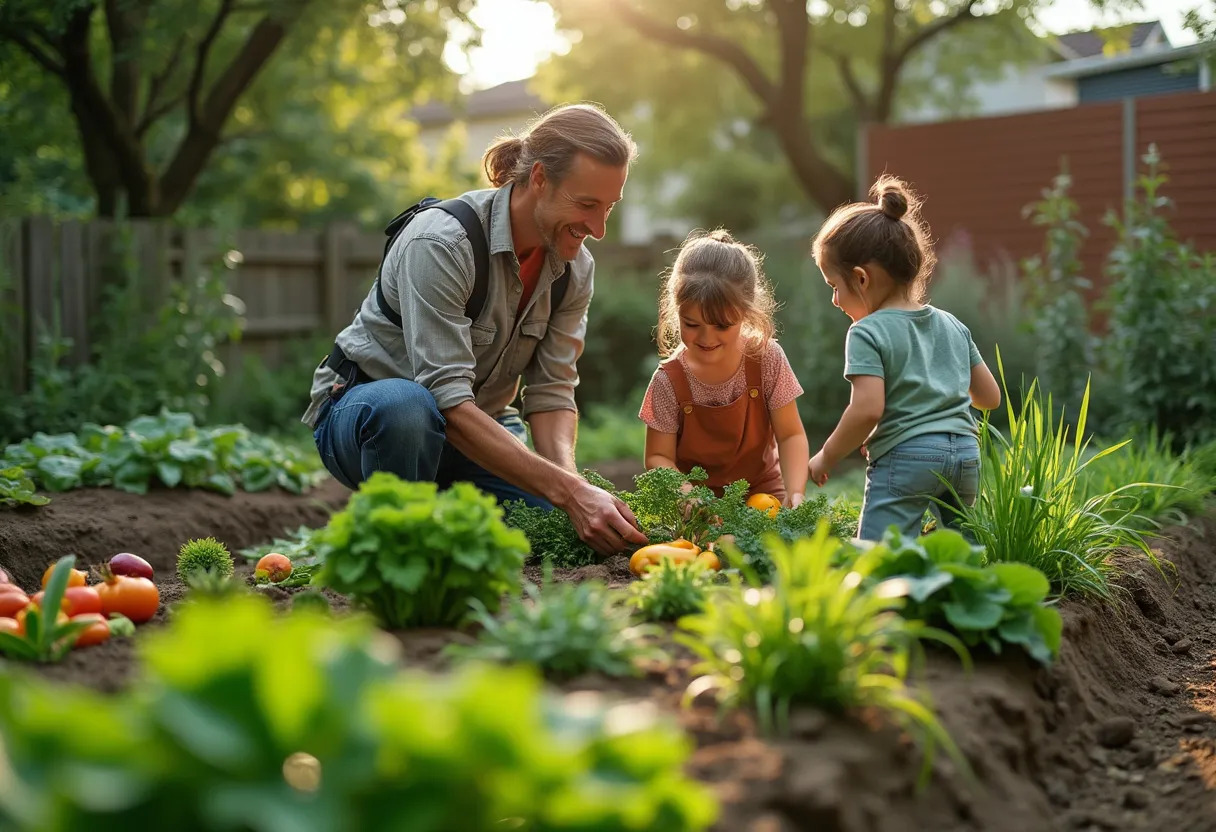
[176,536,235,583]
[314,473,528,628]
[1102,145,1216,446]
[953,358,1157,598]
[455,580,656,679]
[628,558,715,622]
[0,595,717,831]
[679,524,967,778]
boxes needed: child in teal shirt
[808,176,1003,540]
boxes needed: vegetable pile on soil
[1,481,1214,831]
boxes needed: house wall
[1078,63,1202,103]
[864,90,1216,293]
[898,63,1078,125]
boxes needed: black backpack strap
[375,197,490,327]
[550,264,572,314]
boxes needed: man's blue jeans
[312,379,552,509]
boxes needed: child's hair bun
[877,186,908,220]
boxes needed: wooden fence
[0,218,668,393]
[862,89,1216,293]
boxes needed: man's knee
[358,379,445,443]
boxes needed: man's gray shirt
[302,184,594,427]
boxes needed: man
[303,103,647,556]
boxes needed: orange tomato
[70,613,110,648]
[96,574,159,623]
[0,618,20,636]
[41,565,88,590]
[15,607,69,636]
[254,553,293,583]
[30,586,102,617]
[746,493,781,519]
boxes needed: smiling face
[531,152,627,261]
[679,302,743,367]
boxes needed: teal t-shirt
[844,305,983,463]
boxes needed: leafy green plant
[237,524,320,561]
[862,528,1063,665]
[1,409,325,500]
[291,589,332,614]
[1079,427,1216,530]
[177,537,235,584]
[1102,144,1216,446]
[315,473,528,628]
[679,525,968,780]
[629,558,715,622]
[0,556,95,662]
[575,404,647,468]
[0,594,717,831]
[454,579,657,680]
[953,356,1157,598]
[0,466,48,507]
[1021,164,1094,418]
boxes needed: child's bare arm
[771,401,809,504]
[644,428,679,471]
[969,362,1001,411]
[821,375,885,467]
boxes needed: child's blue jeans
[858,432,980,541]
[312,378,552,509]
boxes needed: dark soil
[2,478,1215,831]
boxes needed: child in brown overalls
[638,230,810,506]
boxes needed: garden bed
[1,483,1214,831]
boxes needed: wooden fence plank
[323,223,346,334]
[1,220,27,392]
[59,221,88,363]
[24,217,56,359]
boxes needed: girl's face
[679,302,743,365]
[817,257,869,322]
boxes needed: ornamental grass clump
[679,524,968,779]
[951,353,1158,599]
[314,473,528,629]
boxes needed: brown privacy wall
[864,90,1216,290]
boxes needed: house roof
[1054,21,1167,60]
[1044,40,1207,79]
[410,79,549,127]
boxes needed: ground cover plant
[0,409,325,501]
[858,529,1062,665]
[314,473,529,628]
[507,466,857,570]
[455,578,658,680]
[0,594,717,831]
[679,525,968,780]
[628,558,716,622]
[952,360,1157,599]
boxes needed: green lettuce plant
[314,473,528,628]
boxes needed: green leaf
[941,584,1005,631]
[240,465,276,493]
[113,461,152,494]
[989,562,1051,606]
[156,461,184,488]
[919,529,983,566]
[0,632,37,660]
[36,455,85,491]
[205,473,236,496]
[902,571,954,603]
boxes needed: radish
[109,553,154,581]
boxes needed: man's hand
[563,480,647,557]
[809,451,832,487]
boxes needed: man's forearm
[443,401,578,507]
[527,408,578,472]
[822,406,881,467]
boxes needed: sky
[445,0,1201,91]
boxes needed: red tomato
[41,565,88,590]
[0,590,30,618]
[29,586,102,617]
[254,553,293,583]
[71,613,110,648]
[96,575,159,623]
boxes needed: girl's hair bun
[877,185,908,220]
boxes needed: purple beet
[110,552,154,581]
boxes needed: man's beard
[532,203,560,257]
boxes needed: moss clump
[177,537,235,583]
